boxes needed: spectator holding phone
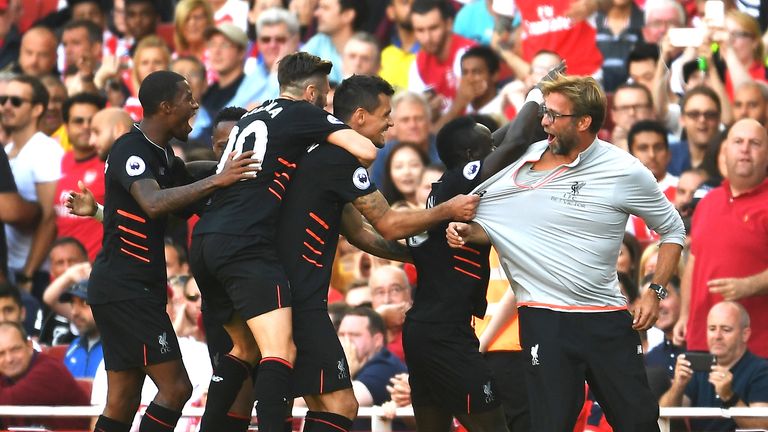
[659,301,768,431]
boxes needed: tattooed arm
[340,204,412,263]
[130,151,256,218]
[352,190,479,240]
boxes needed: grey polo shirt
[473,138,685,311]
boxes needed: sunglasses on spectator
[259,35,288,44]
[0,96,31,108]
[683,110,719,121]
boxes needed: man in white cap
[197,23,249,142]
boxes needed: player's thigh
[222,311,260,364]
[246,307,295,360]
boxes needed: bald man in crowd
[17,26,59,77]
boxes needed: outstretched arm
[340,204,412,263]
[481,62,564,181]
[481,101,546,181]
[352,190,479,240]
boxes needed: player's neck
[137,119,170,148]
[279,91,302,102]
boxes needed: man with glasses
[54,92,106,261]
[338,307,407,413]
[641,0,685,45]
[2,75,63,302]
[610,82,656,152]
[247,7,301,105]
[669,86,722,176]
[448,73,685,431]
[369,266,412,363]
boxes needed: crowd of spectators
[0,0,766,430]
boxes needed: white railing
[1,406,767,432]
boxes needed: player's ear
[160,100,173,115]
[305,84,317,102]
[354,107,367,126]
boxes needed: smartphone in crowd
[685,351,717,371]
[668,27,707,48]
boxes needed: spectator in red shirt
[408,0,475,117]
[0,321,90,430]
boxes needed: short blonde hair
[132,36,172,85]
[539,74,607,134]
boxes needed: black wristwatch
[14,272,33,284]
[721,393,740,408]
[649,283,668,300]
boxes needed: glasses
[646,19,679,29]
[613,104,652,113]
[683,110,719,121]
[539,105,578,122]
[371,284,408,298]
[185,293,201,302]
[729,31,754,40]
[259,35,288,45]
[0,96,32,108]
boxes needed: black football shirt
[193,99,350,240]
[89,125,193,304]
[406,160,491,324]
[277,144,376,311]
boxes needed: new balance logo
[211,375,223,383]
[531,344,540,366]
